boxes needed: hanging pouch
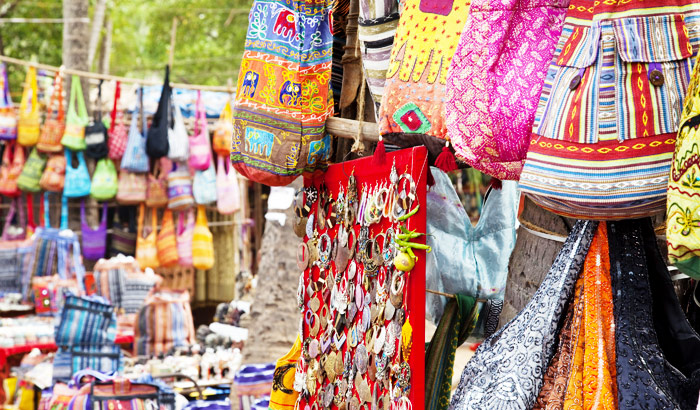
[0,141,26,197]
[188,91,212,171]
[168,95,189,162]
[63,149,91,198]
[90,158,119,201]
[18,67,40,146]
[108,81,129,160]
[37,72,65,153]
[146,66,171,158]
[85,80,109,159]
[61,75,89,151]
[0,63,17,140]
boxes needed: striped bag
[135,204,160,270]
[157,209,179,267]
[176,209,195,267]
[52,345,122,382]
[192,205,214,271]
[519,0,700,219]
[55,294,117,347]
[135,289,196,356]
[167,163,194,210]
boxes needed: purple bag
[445,0,569,180]
[81,201,107,260]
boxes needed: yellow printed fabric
[192,205,215,271]
[668,52,700,279]
[269,336,302,410]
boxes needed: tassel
[490,178,502,190]
[435,143,458,173]
[372,135,386,166]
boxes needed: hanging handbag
[0,141,26,196]
[157,209,179,267]
[445,0,569,181]
[90,158,119,201]
[188,91,212,171]
[64,149,92,198]
[135,204,160,270]
[167,162,194,210]
[212,100,233,157]
[108,82,129,160]
[192,205,214,270]
[121,87,149,173]
[116,170,147,204]
[81,379,162,410]
[85,80,109,159]
[519,1,700,220]
[193,156,217,205]
[269,337,302,410]
[36,72,65,153]
[176,209,194,267]
[449,220,596,410]
[146,159,169,208]
[55,294,116,346]
[168,94,189,162]
[0,63,16,140]
[216,154,240,215]
[376,0,470,158]
[17,147,47,192]
[232,0,334,186]
[135,289,195,356]
[81,201,108,261]
[17,67,40,147]
[146,66,171,159]
[61,75,89,151]
[39,153,67,192]
[110,206,137,257]
[0,198,30,294]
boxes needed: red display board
[298,147,427,410]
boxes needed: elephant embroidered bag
[377,0,471,158]
[193,158,217,205]
[192,205,214,270]
[519,0,700,220]
[121,88,149,173]
[64,149,91,198]
[81,201,107,260]
[61,75,89,151]
[213,101,233,157]
[0,64,16,140]
[167,163,194,210]
[37,72,65,153]
[176,209,194,267]
[157,209,178,267]
[90,158,118,201]
[18,67,40,147]
[445,0,569,180]
[85,81,109,160]
[146,159,169,208]
[189,91,212,171]
[40,154,67,192]
[146,66,171,159]
[0,141,26,196]
[17,148,47,192]
[216,155,240,215]
[108,82,129,160]
[136,204,160,270]
[231,0,335,186]
[168,95,189,162]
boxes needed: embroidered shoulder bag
[0,141,26,196]
[146,159,169,208]
[17,147,47,192]
[192,205,214,270]
[176,209,194,267]
[37,72,65,153]
[18,67,40,147]
[194,157,217,205]
[64,149,92,198]
[157,209,178,267]
[116,170,147,205]
[40,153,67,192]
[167,162,194,210]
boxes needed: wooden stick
[326,117,379,142]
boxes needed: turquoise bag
[63,149,91,198]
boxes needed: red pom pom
[435,145,458,173]
[372,138,386,166]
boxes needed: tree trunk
[500,197,575,327]
[98,17,112,75]
[62,0,90,107]
[87,0,107,70]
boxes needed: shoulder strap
[96,79,104,121]
[68,75,88,125]
[138,203,145,238]
[100,202,108,228]
[60,195,68,230]
[2,197,17,240]
[110,81,121,133]
[140,86,146,136]
[80,199,87,225]
[43,193,52,229]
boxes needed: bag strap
[150,206,157,233]
[138,203,145,239]
[19,67,37,115]
[196,205,207,226]
[95,79,104,121]
[68,75,88,125]
[2,197,17,240]
[77,150,87,170]
[80,199,86,224]
[100,202,108,228]
[140,86,146,136]
[2,140,12,164]
[110,81,121,133]
[43,193,52,228]
[153,65,171,129]
[60,195,68,230]
[48,71,65,121]
[195,90,206,136]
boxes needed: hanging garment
[63,149,92,198]
[231,0,334,186]
[0,141,26,197]
[108,82,129,161]
[146,66,171,159]
[81,201,108,261]
[168,95,189,162]
[519,1,700,219]
[17,67,40,147]
[425,294,478,410]
[60,75,89,151]
[377,0,471,158]
[445,0,569,180]
[425,167,518,325]
[0,63,16,140]
[120,87,149,173]
[36,72,65,153]
[449,220,596,410]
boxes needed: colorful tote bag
[445,0,569,180]
[231,0,334,186]
[167,163,194,210]
[37,72,65,153]
[146,159,169,208]
[64,149,92,198]
[188,91,212,171]
[135,204,160,270]
[0,64,16,140]
[157,209,178,267]
[168,96,189,162]
[135,289,196,356]
[377,0,471,157]
[61,75,90,151]
[17,147,47,192]
[81,201,108,261]
[0,141,26,197]
[213,100,233,157]
[40,154,67,192]
[146,66,171,159]
[519,0,700,220]
[18,67,40,147]
[449,220,596,410]
[667,51,700,278]
[121,88,149,173]
[193,159,217,205]
[176,210,194,267]
[116,170,147,204]
[358,0,399,110]
[55,294,116,346]
[192,205,214,270]
[108,82,129,161]
[216,155,240,214]
[90,158,119,201]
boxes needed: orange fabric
[135,204,160,270]
[157,209,179,267]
